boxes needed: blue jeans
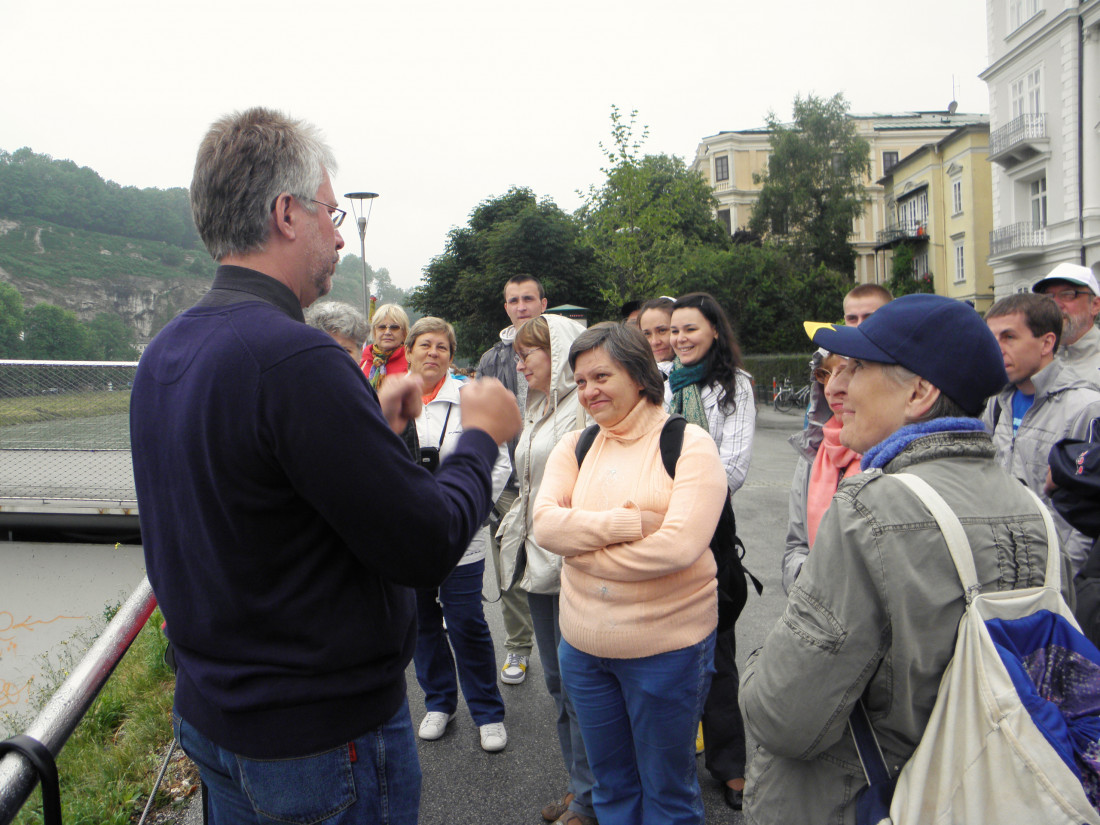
[559,631,716,825]
[528,592,596,819]
[414,558,505,725]
[173,700,421,825]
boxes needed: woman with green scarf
[665,291,756,812]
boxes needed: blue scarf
[861,417,986,471]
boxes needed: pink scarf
[806,416,862,548]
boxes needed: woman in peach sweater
[532,323,728,825]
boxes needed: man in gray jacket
[477,274,545,684]
[741,295,1074,825]
[982,292,1100,573]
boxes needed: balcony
[988,114,1049,167]
[875,220,929,248]
[989,222,1046,258]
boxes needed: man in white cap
[1033,262,1100,382]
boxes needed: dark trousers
[701,626,746,782]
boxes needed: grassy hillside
[0,217,214,286]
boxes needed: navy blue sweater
[130,266,498,758]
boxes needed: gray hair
[406,316,457,357]
[305,301,370,347]
[190,107,337,262]
[882,364,968,422]
[568,322,664,406]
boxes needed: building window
[898,190,929,231]
[1009,0,1040,32]
[883,152,899,173]
[952,180,963,215]
[912,251,929,279]
[717,208,732,234]
[1030,176,1047,228]
[954,243,966,283]
[1011,68,1042,118]
[714,156,729,182]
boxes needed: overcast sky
[2,0,989,290]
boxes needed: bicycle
[773,376,812,414]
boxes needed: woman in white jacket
[406,317,513,753]
[497,313,595,825]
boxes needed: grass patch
[0,390,131,427]
[8,610,196,825]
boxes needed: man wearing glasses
[1032,262,1100,384]
[130,107,521,824]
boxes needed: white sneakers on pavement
[479,721,508,752]
[500,652,528,684]
[417,711,455,741]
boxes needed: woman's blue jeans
[413,558,505,725]
[559,631,716,825]
[174,700,421,824]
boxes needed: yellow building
[692,111,989,284]
[876,125,995,310]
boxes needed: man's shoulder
[476,339,511,376]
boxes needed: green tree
[23,303,96,360]
[579,107,728,307]
[412,187,602,360]
[749,93,870,275]
[88,313,140,360]
[0,282,25,357]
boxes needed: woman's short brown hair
[568,322,664,406]
[514,316,551,353]
[405,316,457,357]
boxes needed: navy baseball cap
[805,294,1007,416]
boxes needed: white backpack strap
[1018,485,1062,593]
[893,473,981,603]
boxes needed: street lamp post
[343,192,379,319]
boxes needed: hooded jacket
[496,315,587,594]
[981,357,1100,572]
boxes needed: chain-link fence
[0,360,138,508]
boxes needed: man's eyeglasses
[311,199,347,228]
[270,195,347,228]
[1045,288,1091,302]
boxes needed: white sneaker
[479,721,507,752]
[418,711,455,741]
[500,653,528,685]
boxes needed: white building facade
[980,0,1100,294]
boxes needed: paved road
[180,403,804,825]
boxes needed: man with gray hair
[130,107,521,824]
[306,300,370,359]
[1033,262,1100,383]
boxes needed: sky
[1,0,990,290]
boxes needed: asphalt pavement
[180,402,804,825]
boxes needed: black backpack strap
[659,415,687,479]
[574,423,600,468]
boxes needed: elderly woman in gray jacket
[740,295,1076,825]
[497,313,594,825]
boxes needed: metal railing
[0,577,156,824]
[989,113,1047,158]
[990,222,1047,256]
[876,220,928,246]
